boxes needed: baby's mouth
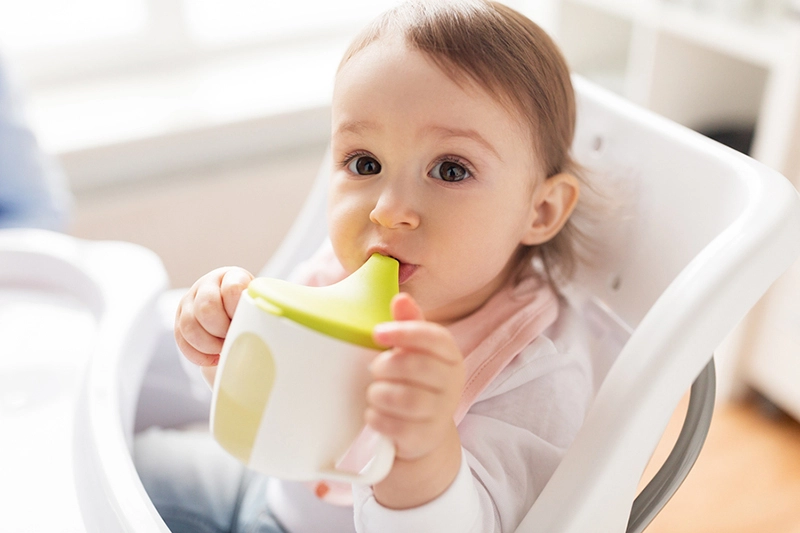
[366,249,417,284]
[397,262,418,284]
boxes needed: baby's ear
[521,173,580,246]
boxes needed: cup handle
[318,434,396,486]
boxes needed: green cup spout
[247,253,399,349]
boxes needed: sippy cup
[210,253,398,485]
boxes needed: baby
[136,1,594,532]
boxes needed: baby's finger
[373,321,460,364]
[364,408,436,460]
[176,303,225,356]
[367,380,438,421]
[391,292,425,322]
[370,350,450,392]
[194,282,231,338]
[220,268,253,319]
[175,330,220,367]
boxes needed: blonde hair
[339,0,591,287]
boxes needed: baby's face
[329,38,544,324]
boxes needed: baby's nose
[369,180,420,230]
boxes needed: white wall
[69,145,326,288]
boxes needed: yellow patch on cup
[213,333,276,464]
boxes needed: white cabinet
[532,0,800,180]
[519,0,800,408]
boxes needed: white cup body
[210,292,394,484]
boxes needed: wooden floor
[643,394,800,533]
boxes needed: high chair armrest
[627,357,716,533]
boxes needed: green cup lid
[247,253,399,349]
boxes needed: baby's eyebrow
[333,120,500,160]
[426,125,500,159]
[334,119,382,136]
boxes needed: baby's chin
[422,286,502,325]
[413,296,463,325]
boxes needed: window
[0,0,146,52]
[0,0,539,186]
[184,0,399,47]
[0,0,401,88]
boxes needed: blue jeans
[134,427,287,533]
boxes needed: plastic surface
[626,358,716,532]
[0,229,170,532]
[514,77,800,532]
[248,253,399,349]
[211,291,396,484]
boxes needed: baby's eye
[431,160,470,182]
[348,155,382,175]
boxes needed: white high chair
[3,76,798,532]
[516,76,800,532]
[0,228,168,531]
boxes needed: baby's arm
[356,333,594,533]
[174,267,254,386]
[367,293,466,509]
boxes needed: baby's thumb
[220,268,254,319]
[390,292,425,322]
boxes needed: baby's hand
[174,267,254,367]
[367,293,465,508]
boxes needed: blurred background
[1,0,799,284]
[1,0,799,530]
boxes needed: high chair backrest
[263,76,800,532]
[518,78,800,531]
